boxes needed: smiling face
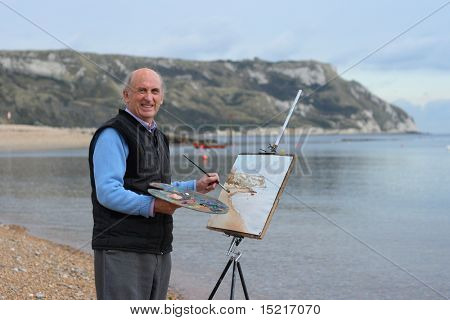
[123,68,164,123]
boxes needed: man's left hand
[196,173,219,194]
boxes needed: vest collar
[123,108,157,132]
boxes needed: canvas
[207,153,295,239]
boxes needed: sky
[0,0,449,107]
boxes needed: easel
[208,235,249,300]
[208,89,303,300]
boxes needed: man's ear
[122,89,129,103]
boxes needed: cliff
[0,50,416,132]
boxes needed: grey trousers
[94,250,171,300]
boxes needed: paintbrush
[183,154,230,193]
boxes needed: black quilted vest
[89,109,172,254]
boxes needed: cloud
[140,23,304,62]
[136,16,240,60]
[362,35,450,71]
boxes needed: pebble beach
[0,224,181,300]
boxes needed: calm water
[1,134,449,299]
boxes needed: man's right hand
[154,198,180,215]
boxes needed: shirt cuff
[148,197,155,218]
[139,196,155,218]
[172,180,196,191]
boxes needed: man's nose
[143,92,154,101]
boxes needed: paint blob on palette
[148,183,228,214]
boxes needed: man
[88,68,219,299]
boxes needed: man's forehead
[130,69,161,86]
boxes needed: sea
[1,133,449,300]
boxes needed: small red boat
[193,142,227,149]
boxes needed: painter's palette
[148,183,228,214]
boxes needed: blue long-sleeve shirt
[93,126,196,218]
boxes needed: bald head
[125,68,164,95]
[122,68,165,123]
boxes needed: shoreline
[0,125,94,152]
[0,124,422,152]
[0,223,182,300]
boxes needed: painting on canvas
[207,153,295,239]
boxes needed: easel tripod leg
[237,261,250,300]
[230,260,237,300]
[209,236,250,300]
[208,258,233,300]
